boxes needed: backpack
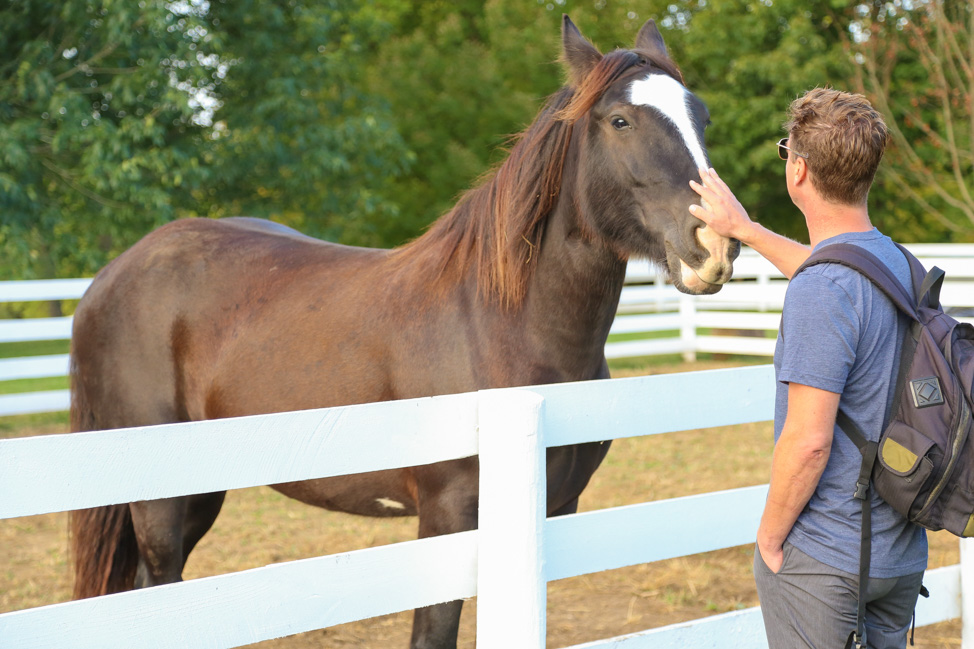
[794,242,974,649]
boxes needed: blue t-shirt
[773,228,927,578]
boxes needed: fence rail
[0,365,966,648]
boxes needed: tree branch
[53,41,122,82]
[916,6,974,211]
[53,16,147,83]
[40,158,129,210]
[884,166,963,232]
[852,5,974,229]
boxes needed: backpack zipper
[916,393,970,520]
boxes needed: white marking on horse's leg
[375,497,407,510]
[628,73,709,173]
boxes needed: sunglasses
[777,137,809,161]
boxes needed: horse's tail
[69,355,139,599]
[70,505,139,598]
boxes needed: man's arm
[689,168,810,278]
[757,382,839,572]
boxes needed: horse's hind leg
[130,491,226,588]
[182,491,227,556]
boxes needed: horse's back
[70,218,386,430]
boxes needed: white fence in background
[611,243,974,361]
[0,278,89,416]
[2,244,974,417]
[0,366,967,648]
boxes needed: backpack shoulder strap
[837,408,879,649]
[893,242,946,311]
[795,243,919,321]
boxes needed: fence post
[680,293,697,363]
[476,389,546,649]
[963,538,974,648]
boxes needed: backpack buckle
[847,630,865,649]
[854,480,869,500]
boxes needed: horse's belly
[270,468,418,518]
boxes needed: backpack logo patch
[911,377,944,408]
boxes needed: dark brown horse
[69,16,738,648]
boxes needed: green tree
[364,0,869,247]
[197,0,413,246]
[10,0,951,281]
[845,0,973,242]
[0,1,214,278]
[0,1,412,278]
[659,0,859,244]
[364,0,680,245]
[360,0,555,245]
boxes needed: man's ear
[562,15,601,85]
[793,156,809,185]
[635,19,669,61]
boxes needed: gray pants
[754,541,924,649]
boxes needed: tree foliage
[198,0,413,246]
[0,1,412,278]
[661,0,859,243]
[1,2,212,277]
[845,0,973,241]
[2,0,970,280]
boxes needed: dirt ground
[0,360,962,648]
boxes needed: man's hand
[688,167,811,278]
[689,167,754,242]
[757,538,785,574]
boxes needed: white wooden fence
[0,365,967,648]
[4,244,974,418]
[0,278,88,416]
[612,243,974,361]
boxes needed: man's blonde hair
[784,88,890,205]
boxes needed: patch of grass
[0,339,71,359]
[0,376,69,396]
[0,411,69,438]
[608,354,768,376]
[606,330,678,343]
[608,354,687,372]
[0,300,79,320]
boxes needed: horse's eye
[611,117,631,130]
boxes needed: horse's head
[561,16,739,294]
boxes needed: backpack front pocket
[874,421,937,519]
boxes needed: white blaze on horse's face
[628,72,733,290]
[628,73,708,172]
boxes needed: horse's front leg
[409,457,479,649]
[410,601,465,649]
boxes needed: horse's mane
[390,48,682,309]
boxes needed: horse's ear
[635,19,669,60]
[561,15,601,85]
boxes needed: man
[688,88,928,648]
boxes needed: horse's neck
[521,201,628,364]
